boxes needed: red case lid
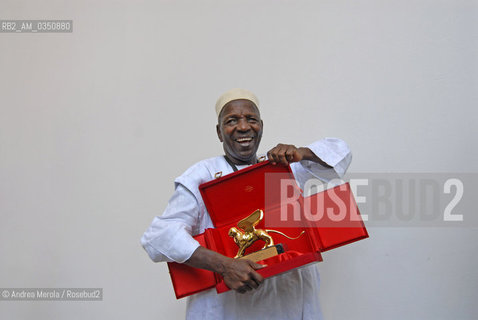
[303,183,369,251]
[199,161,296,228]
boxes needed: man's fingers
[277,149,288,165]
[247,261,265,286]
[268,146,288,165]
[267,149,279,165]
[237,287,247,294]
[284,146,300,163]
[225,259,267,293]
[278,146,290,165]
[247,279,259,289]
[242,261,265,289]
[238,272,262,292]
[249,261,267,270]
[250,270,264,287]
[268,144,300,165]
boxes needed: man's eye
[248,118,258,123]
[226,119,237,125]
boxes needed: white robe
[141,138,352,320]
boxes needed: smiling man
[216,98,263,165]
[141,88,352,320]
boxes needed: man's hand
[221,258,265,294]
[185,246,266,294]
[267,144,304,165]
[267,143,332,168]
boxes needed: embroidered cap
[215,88,260,117]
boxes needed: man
[141,88,352,319]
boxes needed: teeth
[237,138,252,142]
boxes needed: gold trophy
[228,209,305,262]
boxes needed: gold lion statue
[228,209,305,258]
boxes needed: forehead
[220,99,260,118]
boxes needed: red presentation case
[168,161,368,299]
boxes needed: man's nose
[237,118,251,131]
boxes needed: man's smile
[235,136,254,147]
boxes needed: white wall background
[1,0,477,319]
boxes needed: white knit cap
[215,88,260,117]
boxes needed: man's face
[216,99,263,165]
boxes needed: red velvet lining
[259,250,302,264]
[200,161,296,228]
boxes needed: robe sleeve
[291,137,352,190]
[140,184,202,263]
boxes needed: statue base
[238,244,285,263]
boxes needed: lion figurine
[228,209,305,258]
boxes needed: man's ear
[216,124,223,142]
